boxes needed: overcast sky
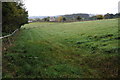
[24,0,120,16]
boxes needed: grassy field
[3,19,119,78]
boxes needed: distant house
[28,20,33,23]
[49,17,55,22]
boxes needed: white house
[49,17,55,22]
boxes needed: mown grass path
[3,19,119,78]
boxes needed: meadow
[3,19,119,78]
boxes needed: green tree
[104,13,114,19]
[76,16,82,21]
[115,13,120,18]
[2,2,28,35]
[96,15,104,20]
[43,17,50,22]
[63,17,66,22]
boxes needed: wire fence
[0,29,19,39]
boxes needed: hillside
[63,13,90,20]
[3,19,119,78]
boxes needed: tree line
[29,13,120,22]
[2,2,28,36]
[89,13,120,20]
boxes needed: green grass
[3,19,119,78]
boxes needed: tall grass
[3,19,119,78]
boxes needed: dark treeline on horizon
[28,13,120,22]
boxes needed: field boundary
[0,29,19,39]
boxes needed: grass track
[3,19,119,78]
